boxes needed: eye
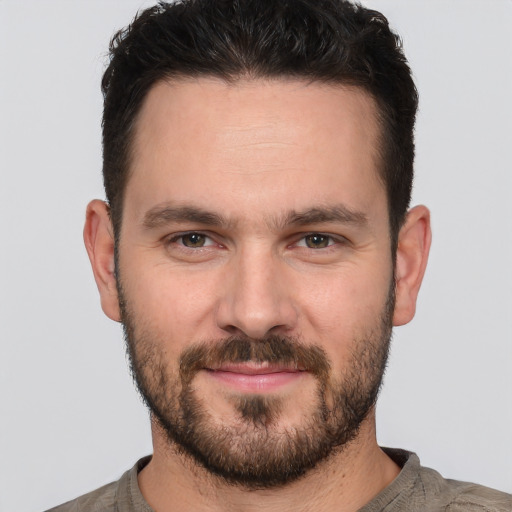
[182,233,206,247]
[172,232,215,248]
[297,233,335,249]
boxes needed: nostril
[221,324,245,336]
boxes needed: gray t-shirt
[46,449,511,511]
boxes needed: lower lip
[206,370,304,393]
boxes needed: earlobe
[83,199,121,322]
[393,205,432,326]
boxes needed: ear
[83,199,121,322]
[393,205,431,326]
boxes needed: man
[48,0,511,511]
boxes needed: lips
[205,363,306,392]
[210,361,303,374]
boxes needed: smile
[205,363,306,392]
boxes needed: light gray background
[1,1,511,511]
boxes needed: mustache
[179,335,331,384]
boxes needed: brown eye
[304,234,330,248]
[181,233,207,247]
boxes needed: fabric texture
[46,449,511,512]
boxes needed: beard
[118,281,394,489]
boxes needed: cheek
[121,256,222,343]
[296,263,392,338]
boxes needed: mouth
[204,362,307,392]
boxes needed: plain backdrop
[1,1,511,511]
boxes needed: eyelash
[295,233,342,249]
[166,232,219,249]
[165,231,348,251]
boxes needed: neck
[138,412,400,512]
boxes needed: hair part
[102,0,418,251]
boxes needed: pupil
[307,234,328,248]
[185,233,204,247]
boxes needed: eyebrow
[142,203,368,230]
[142,205,233,229]
[282,205,368,228]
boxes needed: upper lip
[207,362,304,375]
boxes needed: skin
[84,78,431,512]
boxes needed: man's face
[116,79,394,487]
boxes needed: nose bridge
[216,242,297,338]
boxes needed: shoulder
[44,456,152,512]
[438,478,511,512]
[44,480,118,512]
[417,465,512,511]
[373,449,511,512]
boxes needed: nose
[215,247,298,339]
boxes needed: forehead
[127,78,385,227]
[133,78,381,166]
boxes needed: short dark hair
[102,0,418,249]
